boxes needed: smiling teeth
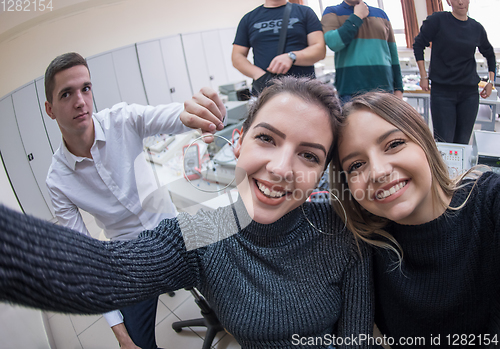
[376,181,407,200]
[257,181,286,198]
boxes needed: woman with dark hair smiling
[0,77,373,349]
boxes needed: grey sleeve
[0,205,199,314]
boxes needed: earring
[301,190,348,235]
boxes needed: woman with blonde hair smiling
[331,91,500,347]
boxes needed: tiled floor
[44,290,240,349]
[43,210,241,349]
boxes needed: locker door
[218,27,252,86]
[201,29,230,89]
[160,35,193,103]
[112,46,148,105]
[0,152,22,212]
[0,94,53,220]
[87,52,121,111]
[137,40,173,106]
[11,83,55,218]
[34,77,62,153]
[182,32,212,93]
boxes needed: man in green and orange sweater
[322,0,403,104]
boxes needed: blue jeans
[430,86,479,144]
[121,296,159,349]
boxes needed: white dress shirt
[46,102,189,326]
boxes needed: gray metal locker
[11,83,55,217]
[182,32,212,93]
[201,29,230,90]
[112,46,148,106]
[87,52,122,111]
[218,27,253,86]
[160,35,193,103]
[136,39,174,106]
[87,45,147,111]
[0,93,53,220]
[34,77,62,153]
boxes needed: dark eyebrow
[340,128,402,167]
[58,87,72,97]
[299,142,326,156]
[58,81,92,98]
[253,122,286,139]
[253,122,326,155]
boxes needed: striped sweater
[322,2,403,96]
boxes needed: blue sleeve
[233,13,250,48]
[304,5,323,34]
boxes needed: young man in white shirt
[44,52,225,349]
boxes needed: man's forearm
[111,323,140,349]
[232,54,266,80]
[293,43,326,67]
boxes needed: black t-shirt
[233,3,322,78]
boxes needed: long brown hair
[330,92,464,260]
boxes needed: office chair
[172,287,225,349]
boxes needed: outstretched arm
[0,205,198,314]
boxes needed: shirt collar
[62,115,106,170]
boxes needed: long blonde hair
[329,92,475,260]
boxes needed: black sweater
[413,11,496,90]
[0,198,373,348]
[374,172,500,347]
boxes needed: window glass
[379,0,406,47]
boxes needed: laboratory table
[403,91,500,132]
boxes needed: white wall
[0,0,263,98]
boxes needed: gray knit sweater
[0,199,372,348]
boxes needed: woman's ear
[233,137,243,159]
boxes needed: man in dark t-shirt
[232,0,325,94]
